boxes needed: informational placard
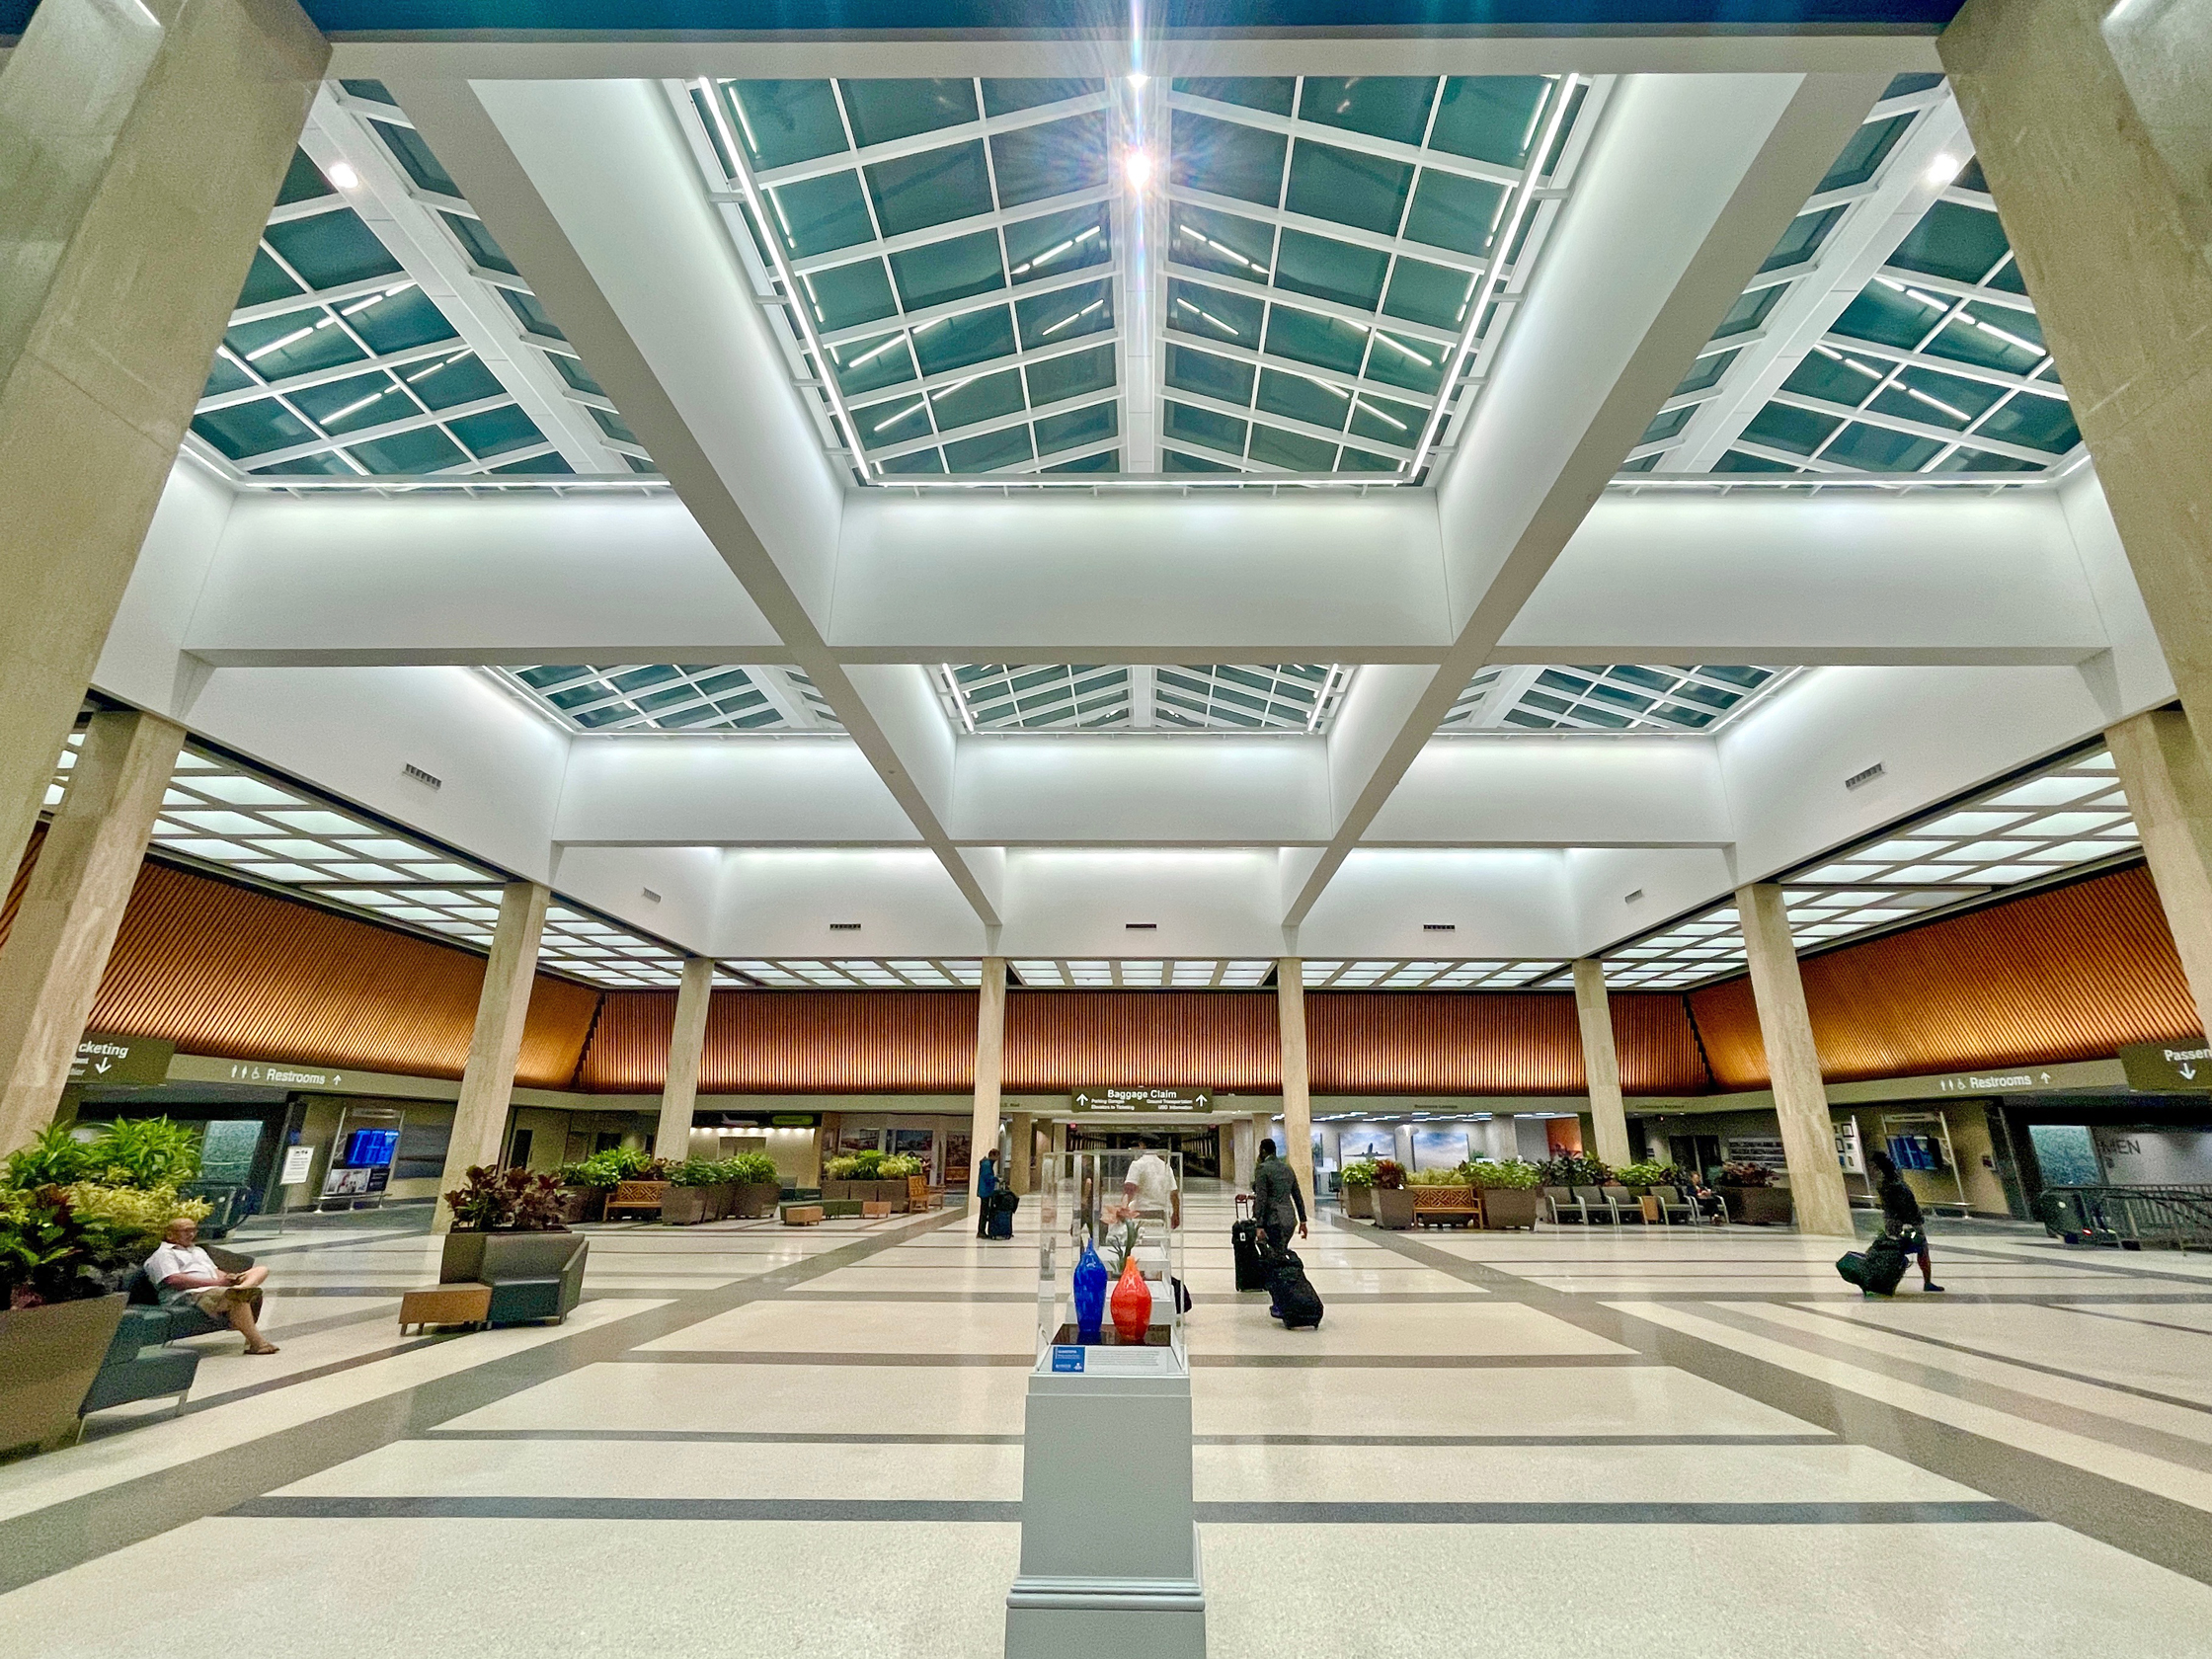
[1069,1088,1213,1113]
[1051,1345,1086,1373]
[2120,1041,2212,1092]
[1722,1136,1787,1171]
[279,1145,316,1186]
[68,1032,174,1087]
[1834,1118,1863,1174]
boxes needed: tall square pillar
[1736,884,1853,1237]
[435,881,550,1232]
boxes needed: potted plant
[440,1165,584,1283]
[1716,1160,1794,1224]
[0,1185,133,1457]
[662,1158,723,1224]
[1369,1160,1415,1229]
[876,1152,922,1211]
[1406,1166,1478,1225]
[726,1151,784,1219]
[1467,1158,1544,1228]
[1336,1159,1377,1218]
[553,1156,616,1224]
[1536,1150,1616,1190]
[822,1149,880,1203]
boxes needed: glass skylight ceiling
[1013,961,1275,988]
[940,665,1349,732]
[1619,75,2082,486]
[1601,746,2138,988]
[679,72,1600,485]
[494,666,842,734]
[1442,666,1792,734]
[186,83,657,490]
[1303,960,1565,988]
[53,733,689,988]
[728,960,984,988]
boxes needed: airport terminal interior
[9,0,2212,1652]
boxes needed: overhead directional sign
[1070,1088,1213,1113]
[1933,1067,2058,1095]
[69,1033,175,1087]
[2120,1041,2212,1092]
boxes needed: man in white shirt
[1121,1138,1181,1230]
[145,1218,279,1354]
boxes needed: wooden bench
[781,1204,826,1226]
[399,1283,492,1334]
[605,1180,669,1221]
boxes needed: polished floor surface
[7,1185,2212,1655]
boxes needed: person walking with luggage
[1251,1139,1308,1319]
[1869,1148,1943,1293]
[975,1149,999,1239]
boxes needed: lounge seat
[1649,1185,1695,1225]
[1544,1186,1589,1224]
[1600,1185,1646,1224]
[79,1307,199,1420]
[1572,1185,1617,1224]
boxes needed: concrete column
[1007,1109,1033,1195]
[1276,959,1315,1217]
[1735,883,1853,1237]
[1941,2,2212,778]
[967,956,1006,1215]
[435,881,550,1232]
[0,0,326,896]
[0,709,185,1153]
[1229,1117,1257,1190]
[653,955,715,1159]
[2107,710,2212,1040]
[1571,958,1633,1168]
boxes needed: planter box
[1720,1184,1794,1225]
[732,1182,783,1220]
[440,1228,582,1286]
[706,1183,736,1222]
[661,1187,712,1225]
[552,1188,604,1225]
[0,1294,128,1456]
[827,1178,909,1211]
[1371,1187,1416,1229]
[1339,1184,1372,1218]
[1475,1187,1541,1229]
[1410,1185,1477,1226]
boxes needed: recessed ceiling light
[1124,148,1153,192]
[328,161,360,190]
[1925,153,1963,187]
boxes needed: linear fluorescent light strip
[1406,77,1584,480]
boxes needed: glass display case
[1033,1148,1186,1372]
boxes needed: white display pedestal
[1004,1342,1206,1658]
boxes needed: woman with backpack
[1867,1148,1944,1294]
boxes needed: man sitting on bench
[146,1217,279,1355]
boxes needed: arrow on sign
[2040,1071,2051,1083]
[93,1059,110,1073]
[2182,1065,2197,1080]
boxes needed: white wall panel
[554,738,916,845]
[999,850,1284,958]
[1369,738,1730,845]
[951,736,1332,845]
[711,848,988,958]
[1299,849,1574,959]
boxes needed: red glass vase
[1111,1253,1152,1343]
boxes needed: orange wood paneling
[0,823,42,956]
[1007,992,1280,1092]
[576,989,985,1094]
[1690,866,2194,1089]
[87,861,600,1087]
[1307,992,1707,1096]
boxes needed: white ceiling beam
[1282,69,1896,926]
[397,73,1003,927]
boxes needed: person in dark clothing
[975,1150,999,1238]
[1251,1139,1307,1316]
[1868,1148,1942,1292]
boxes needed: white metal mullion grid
[972,75,1036,474]
[1521,666,1779,734]
[494,666,790,734]
[1155,665,1329,730]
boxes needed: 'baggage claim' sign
[1069,1088,1214,1113]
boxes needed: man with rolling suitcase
[1231,1194,1269,1291]
[1250,1139,1310,1320]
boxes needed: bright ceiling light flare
[327,160,359,190]
[1124,147,1153,192]
[1925,153,1964,187]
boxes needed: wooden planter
[1410,1185,1478,1226]
[1720,1184,1794,1225]
[661,1187,712,1225]
[0,1294,127,1457]
[732,1182,783,1219]
[1475,1187,1541,1229]
[552,1188,604,1225]
[1371,1187,1416,1229]
[1339,1184,1373,1218]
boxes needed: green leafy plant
[1337,1159,1379,1188]
[443,1165,567,1232]
[0,1186,128,1308]
[82,1117,202,1190]
[1405,1167,1471,1187]
[1719,1160,1774,1188]
[1371,1159,1407,1191]
[725,1152,780,1186]
[1537,1151,1615,1188]
[4,1125,95,1190]
[1465,1159,1542,1190]
[669,1158,726,1187]
[827,1149,894,1181]
[877,1153,923,1179]
[60,1182,210,1248]
[1615,1161,1680,1189]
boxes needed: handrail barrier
[2038,1184,2212,1250]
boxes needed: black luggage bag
[1231,1194,1269,1292]
[1836,1231,1909,1295]
[986,1188,1018,1240]
[1267,1245,1324,1330]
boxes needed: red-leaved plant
[443,1165,567,1232]
[1372,1159,1407,1191]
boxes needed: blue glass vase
[1072,1238,1108,1342]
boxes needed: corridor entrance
[1065,1123,1224,1180]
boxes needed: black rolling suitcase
[1267,1244,1324,1330]
[986,1188,1018,1239]
[1836,1231,1908,1295]
[1231,1194,1269,1292]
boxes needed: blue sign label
[1051,1345,1085,1373]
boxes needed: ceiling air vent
[830,921,862,931]
[1423,923,1456,931]
[1623,889,1644,904]
[401,762,441,790]
[1125,922,1157,930]
[1844,762,1886,791]
[641,888,662,904]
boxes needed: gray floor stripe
[416,1429,1838,1448]
[223,1494,2030,1527]
[607,1350,1655,1370]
